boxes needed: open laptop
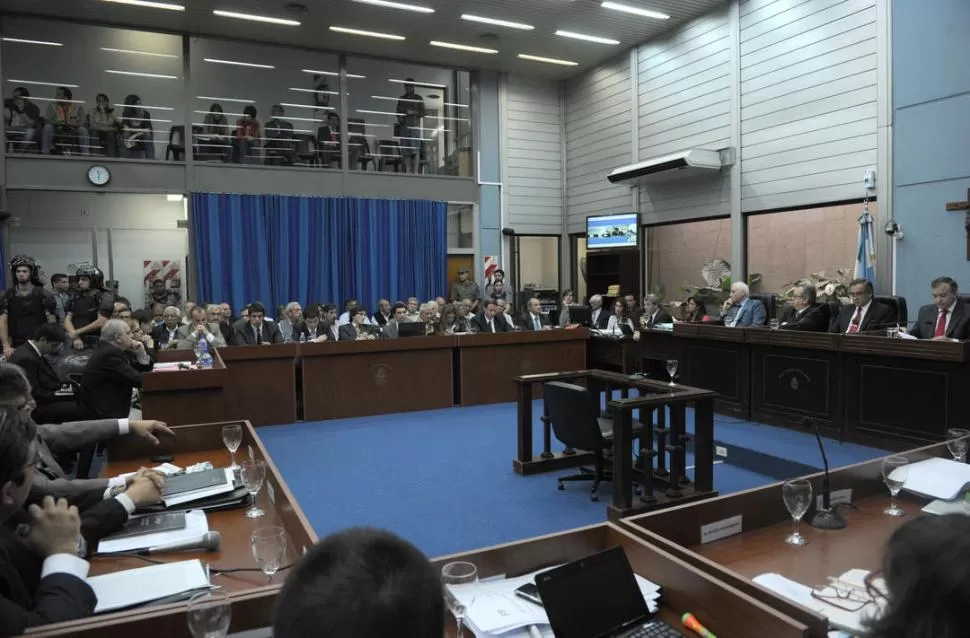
[536,546,684,638]
[397,321,427,338]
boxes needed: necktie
[935,309,948,338]
[255,326,263,344]
[848,307,862,333]
[648,314,655,329]
[488,319,494,333]
[534,316,540,330]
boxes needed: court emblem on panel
[372,364,391,386]
[519,355,534,373]
[779,368,811,392]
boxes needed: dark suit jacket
[80,343,152,419]
[295,322,328,342]
[338,323,377,341]
[517,313,552,331]
[9,344,61,404]
[0,527,97,635]
[150,323,182,350]
[471,313,510,334]
[908,303,970,340]
[590,307,610,329]
[231,321,284,346]
[642,309,673,329]
[829,300,897,334]
[779,304,829,332]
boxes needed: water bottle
[299,332,306,343]
[195,337,213,369]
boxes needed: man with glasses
[779,283,828,332]
[829,279,896,334]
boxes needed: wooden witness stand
[945,187,970,259]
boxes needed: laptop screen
[536,547,649,638]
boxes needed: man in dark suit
[151,305,182,351]
[908,276,970,340]
[231,302,283,345]
[8,324,85,424]
[641,294,673,329]
[779,283,829,332]
[517,298,552,331]
[471,299,511,334]
[80,319,153,419]
[380,303,409,339]
[829,278,897,334]
[589,294,610,329]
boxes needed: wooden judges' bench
[141,329,588,426]
[589,326,970,448]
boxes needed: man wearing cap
[450,268,481,311]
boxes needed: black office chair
[165,125,185,160]
[293,134,319,167]
[65,372,99,479]
[750,293,777,323]
[875,295,908,326]
[377,139,403,172]
[543,381,642,501]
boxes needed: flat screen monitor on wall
[586,213,639,250]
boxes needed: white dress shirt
[41,553,90,581]
[591,308,602,326]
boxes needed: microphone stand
[805,417,848,529]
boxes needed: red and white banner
[483,256,499,286]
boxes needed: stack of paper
[894,457,970,500]
[922,491,970,515]
[97,509,208,554]
[88,559,210,613]
[753,570,885,635]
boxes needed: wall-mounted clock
[87,165,111,186]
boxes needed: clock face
[87,165,110,186]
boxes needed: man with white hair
[418,303,436,335]
[151,305,182,350]
[721,282,766,327]
[278,301,303,342]
[589,294,609,329]
[80,319,152,418]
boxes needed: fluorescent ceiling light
[6,79,78,88]
[555,30,620,45]
[280,116,324,122]
[301,69,367,79]
[370,95,420,102]
[430,41,498,54]
[203,58,275,69]
[279,102,333,110]
[329,26,405,41]
[2,37,63,46]
[352,0,434,13]
[167,194,184,202]
[193,110,247,117]
[444,102,469,108]
[388,78,446,89]
[114,104,174,110]
[212,10,301,26]
[518,53,579,66]
[460,14,534,30]
[289,87,341,95]
[195,96,255,104]
[100,47,177,58]
[600,1,669,19]
[102,0,185,10]
[105,69,178,79]
[355,109,399,117]
[26,96,86,104]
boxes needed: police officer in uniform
[0,255,56,359]
[64,266,114,349]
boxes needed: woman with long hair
[202,103,231,161]
[437,303,459,335]
[682,296,708,322]
[121,94,154,159]
[606,298,633,334]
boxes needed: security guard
[64,265,114,349]
[450,268,482,310]
[0,255,56,358]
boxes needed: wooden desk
[220,345,298,426]
[141,349,229,426]
[587,335,639,373]
[674,323,750,418]
[457,330,587,405]
[301,336,456,420]
[619,441,952,638]
[31,420,317,637]
[431,523,815,638]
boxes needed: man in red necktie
[829,278,897,334]
[907,276,970,341]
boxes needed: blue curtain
[191,193,447,313]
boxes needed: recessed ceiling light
[518,53,579,66]
[301,69,367,79]
[388,78,446,89]
[102,0,185,10]
[2,37,63,46]
[203,58,276,69]
[105,69,179,79]
[195,96,256,104]
[329,26,405,41]
[212,10,301,26]
[6,79,79,88]
[600,2,669,20]
[100,47,178,58]
[430,40,498,54]
[460,14,534,30]
[352,0,434,13]
[555,30,620,45]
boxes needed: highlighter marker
[682,612,717,638]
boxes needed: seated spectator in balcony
[201,103,232,162]
[41,87,89,155]
[234,105,261,165]
[372,299,392,328]
[264,105,295,166]
[3,87,40,152]
[606,299,634,335]
[232,302,282,345]
[396,79,426,174]
[318,112,342,167]
[278,302,303,342]
[120,94,154,159]
[779,284,828,332]
[681,296,708,323]
[339,307,377,341]
[87,93,118,158]
[297,307,329,343]
[380,302,409,339]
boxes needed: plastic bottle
[194,337,213,369]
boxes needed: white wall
[6,191,188,307]
[503,74,563,235]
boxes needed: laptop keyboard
[624,620,687,638]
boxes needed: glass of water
[221,424,243,471]
[442,561,478,638]
[240,459,267,518]
[769,318,780,330]
[881,456,909,517]
[782,478,813,546]
[665,359,678,387]
[251,527,287,584]
[946,428,969,462]
[187,589,231,638]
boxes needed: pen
[682,613,716,638]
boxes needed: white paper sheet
[97,509,208,554]
[896,456,970,500]
[753,571,884,635]
[88,559,209,613]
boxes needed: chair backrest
[875,295,908,325]
[347,118,366,136]
[750,293,777,321]
[542,381,606,452]
[169,125,185,146]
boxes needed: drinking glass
[442,561,478,638]
[221,424,243,471]
[946,428,969,462]
[665,359,678,387]
[240,459,267,518]
[251,527,287,584]
[882,456,909,516]
[782,479,813,546]
[186,590,231,638]
[769,318,780,330]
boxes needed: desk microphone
[141,531,222,555]
[803,418,847,530]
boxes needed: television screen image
[586,213,639,249]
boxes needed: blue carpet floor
[258,401,888,558]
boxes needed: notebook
[162,469,228,497]
[102,511,186,540]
